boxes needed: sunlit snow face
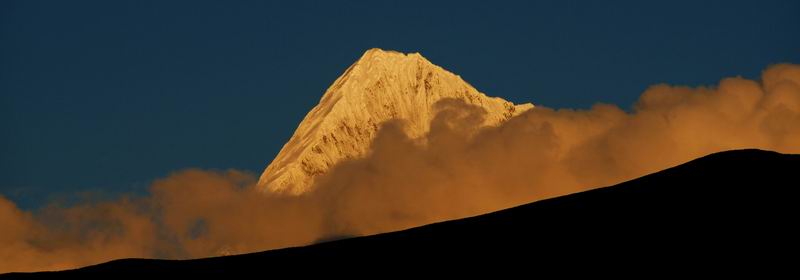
[257,49,533,194]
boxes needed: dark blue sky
[2,0,798,208]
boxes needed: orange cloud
[1,63,799,273]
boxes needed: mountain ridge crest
[258,48,533,194]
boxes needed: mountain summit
[259,48,533,194]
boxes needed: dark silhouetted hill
[5,149,798,277]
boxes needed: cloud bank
[2,63,799,272]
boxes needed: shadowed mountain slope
[6,149,797,277]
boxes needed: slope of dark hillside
[5,149,798,277]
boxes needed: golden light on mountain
[259,49,533,194]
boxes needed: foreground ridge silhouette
[5,149,797,277]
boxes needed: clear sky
[2,0,798,208]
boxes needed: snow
[258,48,533,194]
